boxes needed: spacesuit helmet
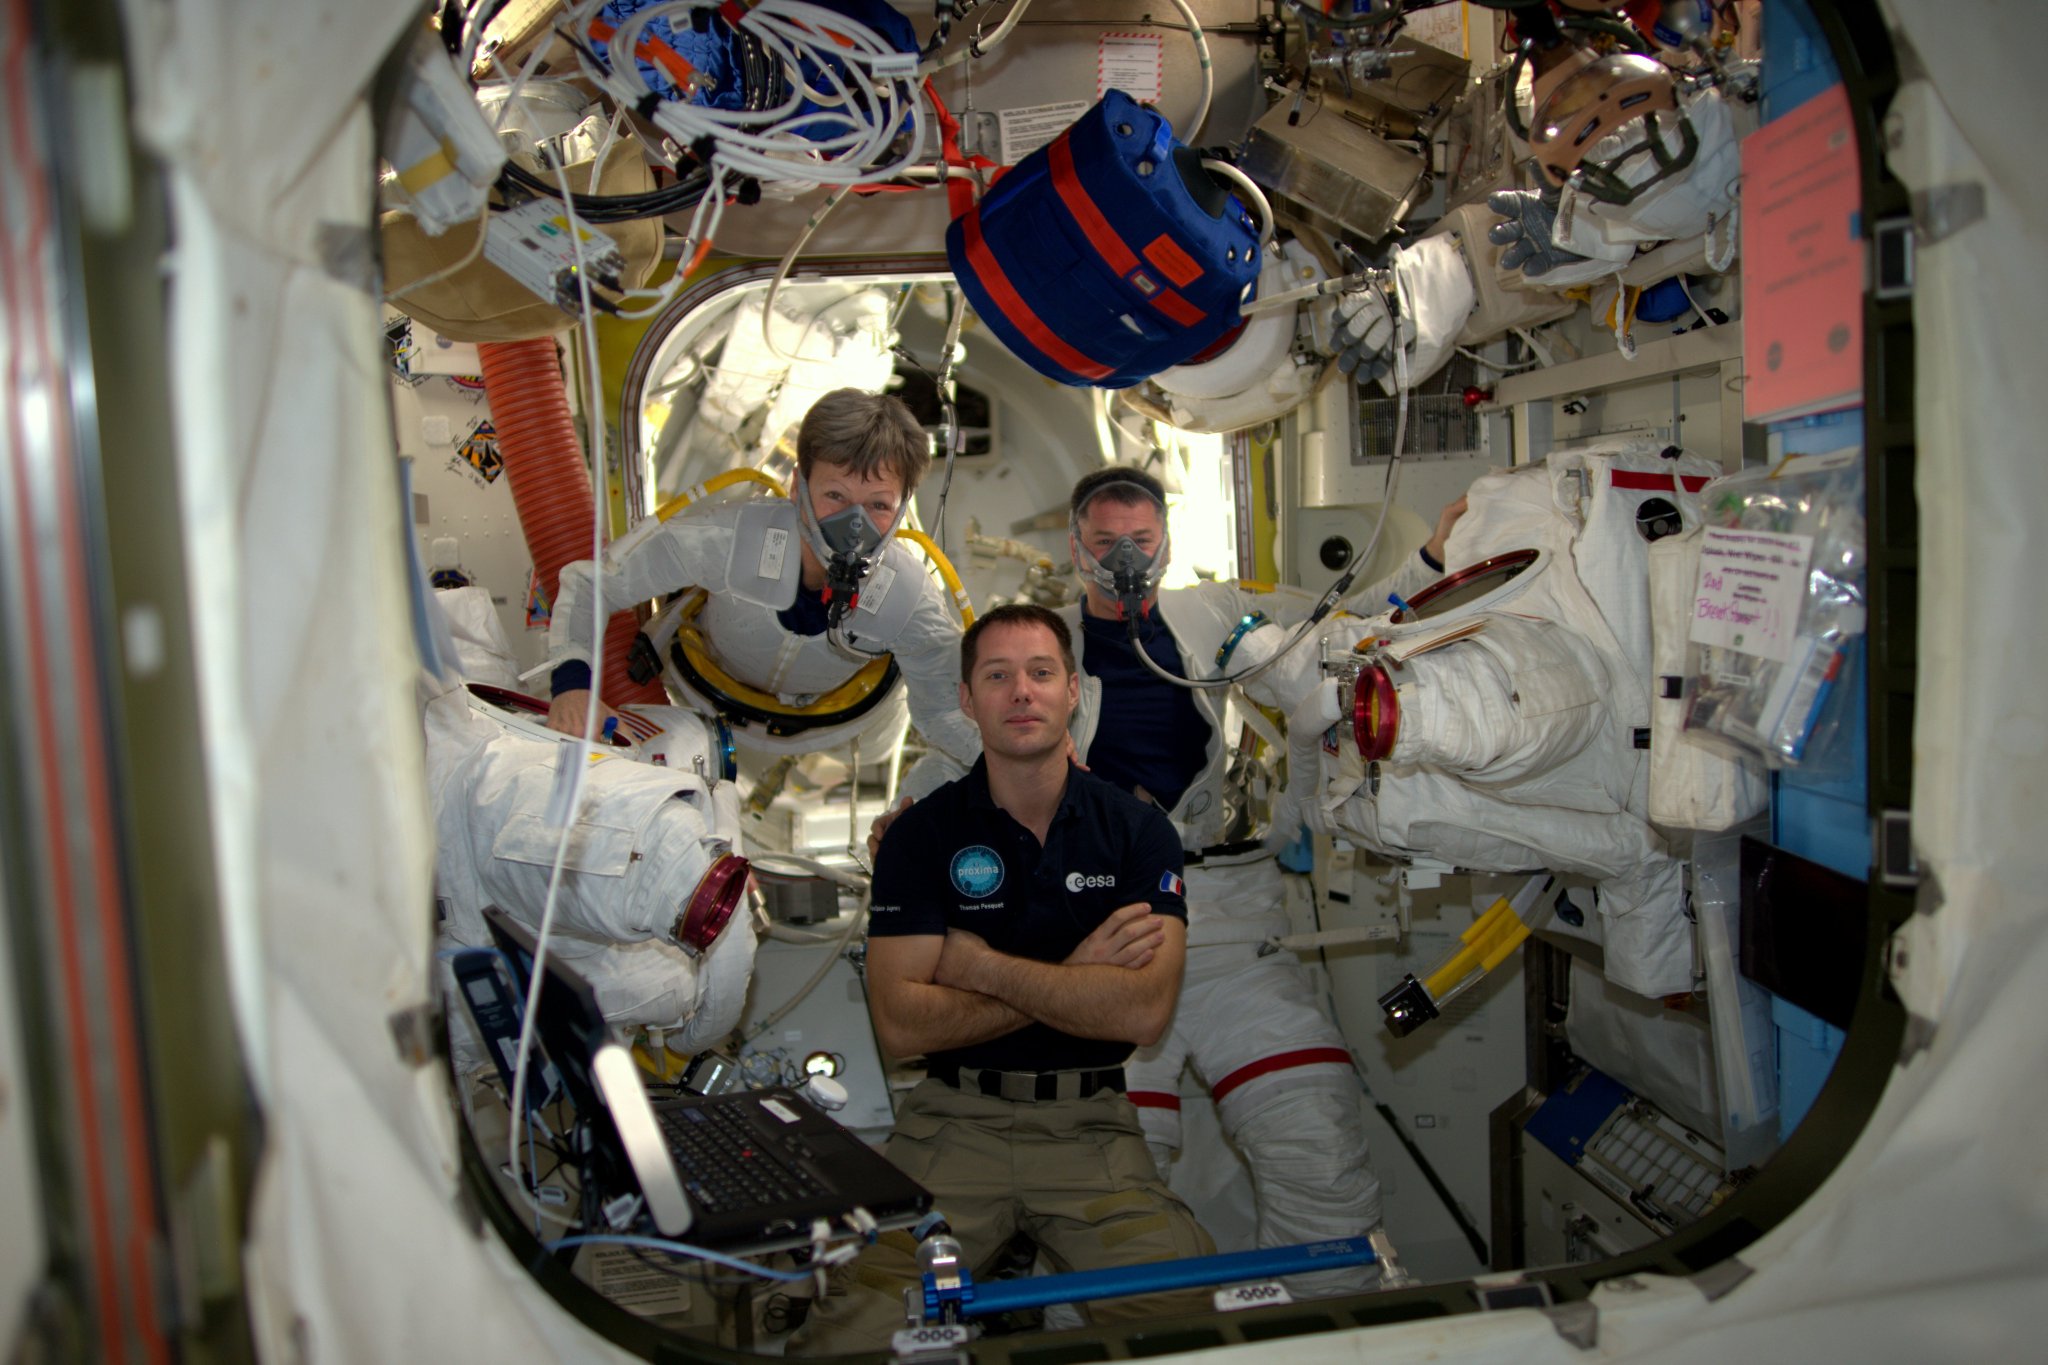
[1069,469,1172,619]
[1529,50,1698,205]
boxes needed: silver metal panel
[1240,98,1428,242]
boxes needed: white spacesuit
[424,680,759,1070]
[547,494,979,761]
[1054,584,1393,1294]
[1295,439,1729,998]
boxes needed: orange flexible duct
[476,337,667,706]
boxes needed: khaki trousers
[789,1079,1215,1355]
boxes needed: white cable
[1456,343,1540,373]
[1510,325,1557,368]
[757,855,876,896]
[505,133,616,1195]
[586,103,628,194]
[759,185,848,361]
[1676,272,1721,327]
[1200,158,1275,253]
[384,213,488,302]
[744,899,869,1041]
[1163,0,1213,142]
[1124,275,1406,695]
[569,0,928,189]
[919,0,1039,75]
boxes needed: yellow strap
[674,616,894,718]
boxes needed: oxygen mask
[1070,480,1171,622]
[794,471,895,628]
[1096,536,1164,620]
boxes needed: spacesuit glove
[1330,283,1413,382]
[1486,188,1592,280]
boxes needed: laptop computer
[481,908,933,1254]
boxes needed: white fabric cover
[550,495,976,761]
[1570,84,1743,249]
[426,680,758,1062]
[1154,240,1320,400]
[125,2,2048,1361]
[1647,528,1771,830]
[1388,613,1606,784]
[1565,957,1721,1141]
[1152,239,1327,432]
[433,584,522,690]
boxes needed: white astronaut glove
[1331,282,1414,385]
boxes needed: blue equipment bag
[946,90,1262,388]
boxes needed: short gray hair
[796,388,931,494]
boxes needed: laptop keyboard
[658,1100,829,1216]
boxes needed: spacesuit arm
[547,516,728,674]
[865,934,1032,1059]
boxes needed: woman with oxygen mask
[543,387,980,767]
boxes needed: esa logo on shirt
[1065,871,1116,892]
[950,846,1005,899]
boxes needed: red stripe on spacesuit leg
[1127,1090,1183,1110]
[1209,1047,1356,1103]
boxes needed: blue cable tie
[1388,592,1413,615]
[601,716,619,741]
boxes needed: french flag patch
[1158,872,1185,896]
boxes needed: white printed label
[856,562,896,616]
[759,526,789,580]
[1213,1281,1294,1312]
[588,1244,693,1316]
[760,1097,800,1124]
[1097,33,1164,104]
[997,100,1089,165]
[1688,528,1814,663]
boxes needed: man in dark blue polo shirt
[791,604,1213,1354]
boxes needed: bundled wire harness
[565,0,927,188]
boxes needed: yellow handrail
[654,466,787,521]
[896,528,977,626]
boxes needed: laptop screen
[481,908,695,1234]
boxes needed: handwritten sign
[1689,529,1813,662]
